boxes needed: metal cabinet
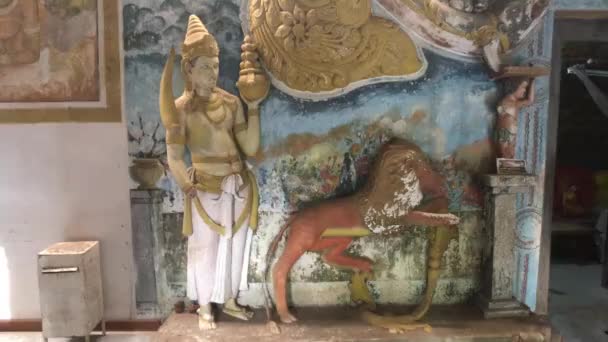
[38,241,105,342]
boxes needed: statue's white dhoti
[186,173,253,305]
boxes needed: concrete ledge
[240,279,479,308]
[483,175,538,188]
[476,296,530,319]
[156,305,554,342]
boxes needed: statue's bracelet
[183,183,195,194]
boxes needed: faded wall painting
[0,0,122,123]
[126,0,607,320]
[0,0,100,103]
[125,0,499,318]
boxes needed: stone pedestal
[477,174,536,319]
[130,190,164,315]
[130,189,187,318]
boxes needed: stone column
[477,174,536,319]
[130,189,164,315]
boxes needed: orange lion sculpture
[264,138,460,331]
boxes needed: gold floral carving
[248,0,425,94]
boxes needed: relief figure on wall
[159,15,269,330]
[266,139,460,331]
[495,78,535,160]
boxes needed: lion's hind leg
[313,237,375,308]
[273,239,307,324]
[314,237,372,273]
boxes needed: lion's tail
[264,215,296,323]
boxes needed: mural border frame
[0,0,122,124]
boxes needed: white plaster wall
[0,123,134,320]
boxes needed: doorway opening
[544,12,608,342]
[551,42,608,268]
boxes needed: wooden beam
[0,320,41,332]
[0,319,161,332]
[555,10,608,20]
[491,66,551,80]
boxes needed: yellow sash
[182,170,259,237]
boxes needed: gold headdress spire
[181,14,219,61]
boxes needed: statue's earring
[181,59,194,91]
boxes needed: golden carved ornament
[248,0,425,95]
[237,35,271,103]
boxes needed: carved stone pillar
[477,175,536,319]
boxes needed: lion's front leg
[361,224,453,331]
[403,210,460,227]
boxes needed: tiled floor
[549,263,608,342]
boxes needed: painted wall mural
[124,0,608,319]
[125,0,496,318]
[0,0,99,103]
[0,0,122,123]
[373,0,550,60]
[240,0,552,99]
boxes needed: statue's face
[187,56,219,98]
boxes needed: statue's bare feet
[197,306,217,331]
[198,316,217,330]
[223,298,254,321]
[278,311,297,324]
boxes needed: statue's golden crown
[181,15,219,61]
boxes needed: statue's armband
[233,100,249,134]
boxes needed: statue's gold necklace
[191,92,225,124]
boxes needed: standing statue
[0,0,41,65]
[159,15,269,330]
[265,139,460,332]
[495,78,535,159]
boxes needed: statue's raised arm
[233,35,270,157]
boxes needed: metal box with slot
[38,241,105,342]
